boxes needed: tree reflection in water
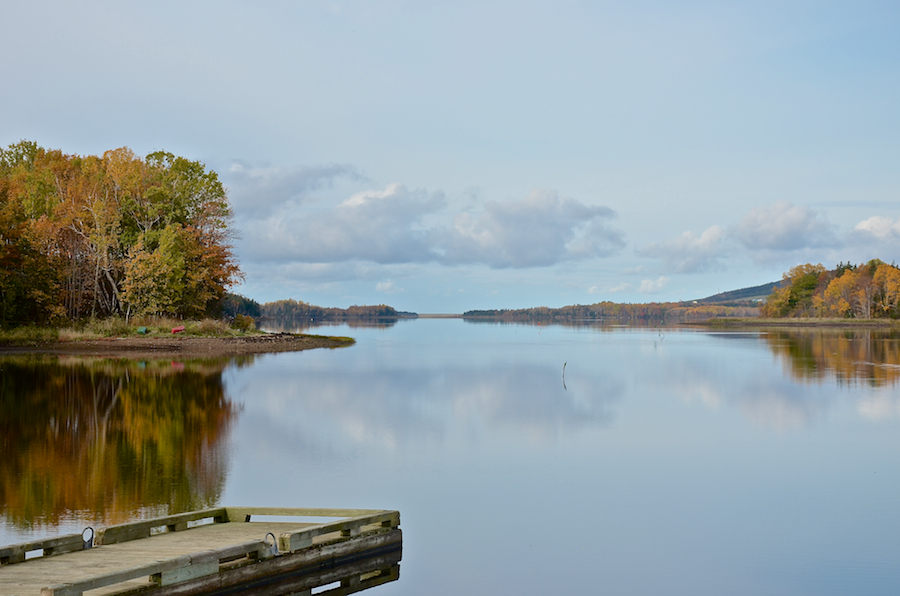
[0,356,244,530]
[261,317,404,333]
[763,328,900,386]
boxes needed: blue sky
[3,0,900,312]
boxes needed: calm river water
[2,319,899,595]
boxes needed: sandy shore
[0,333,354,359]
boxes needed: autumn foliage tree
[763,260,900,319]
[0,141,242,325]
[760,263,827,317]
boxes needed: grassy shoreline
[0,317,260,344]
[0,317,355,357]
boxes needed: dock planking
[0,507,401,596]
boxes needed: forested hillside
[694,281,784,304]
[0,141,241,325]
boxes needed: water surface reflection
[2,322,899,596]
[763,328,900,386]
[262,317,406,332]
[0,356,242,529]
[236,361,623,457]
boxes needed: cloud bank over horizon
[224,159,900,307]
[233,175,626,272]
[635,201,900,282]
[4,1,900,310]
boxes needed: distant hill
[693,281,785,305]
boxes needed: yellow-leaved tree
[873,263,900,316]
[123,225,187,317]
[0,141,243,324]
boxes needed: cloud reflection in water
[651,329,900,429]
[234,359,624,460]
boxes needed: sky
[3,0,900,313]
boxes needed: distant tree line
[220,293,261,318]
[0,141,241,325]
[761,260,900,319]
[260,299,407,320]
[464,301,758,321]
[211,294,412,322]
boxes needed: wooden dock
[0,507,401,596]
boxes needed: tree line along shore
[761,260,900,319]
[4,143,898,337]
[461,260,900,325]
[0,142,402,347]
[232,258,900,327]
[0,141,240,326]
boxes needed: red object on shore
[172,325,185,334]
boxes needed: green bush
[232,314,256,332]
[186,318,230,336]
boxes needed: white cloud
[638,225,725,273]
[376,280,403,294]
[731,201,837,251]
[606,282,633,293]
[842,216,900,263]
[240,185,625,270]
[225,161,363,218]
[438,189,625,268]
[639,276,670,293]
[238,261,421,288]
[636,202,858,276]
[242,183,445,264]
[854,216,900,240]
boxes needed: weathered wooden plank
[202,540,272,562]
[0,526,288,590]
[0,534,85,564]
[95,526,151,545]
[151,561,218,586]
[280,533,313,553]
[223,507,384,522]
[94,508,227,546]
[36,539,279,596]
[225,507,383,522]
[277,511,400,553]
[41,555,192,596]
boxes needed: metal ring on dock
[265,532,279,556]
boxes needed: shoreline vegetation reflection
[457,318,900,387]
[764,328,900,386]
[3,322,899,533]
[0,355,244,530]
[261,317,408,332]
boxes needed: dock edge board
[0,507,401,596]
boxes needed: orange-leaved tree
[0,141,242,324]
